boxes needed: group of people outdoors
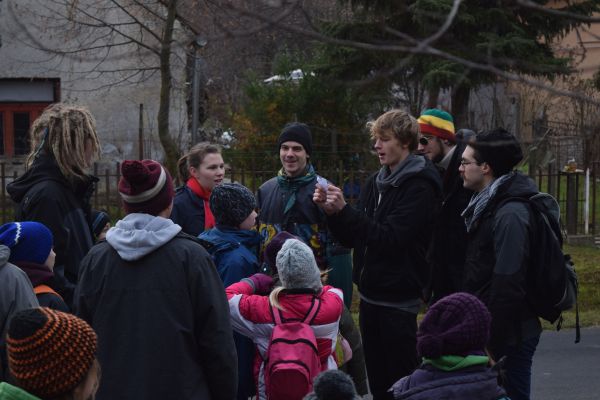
[0,102,544,400]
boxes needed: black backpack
[499,193,580,343]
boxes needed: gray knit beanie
[276,239,322,291]
[209,183,256,228]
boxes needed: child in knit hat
[226,239,344,400]
[0,222,68,312]
[198,182,260,400]
[303,370,361,400]
[390,292,509,400]
[0,307,100,400]
[263,231,368,395]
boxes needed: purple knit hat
[118,160,174,216]
[263,231,298,273]
[417,292,491,359]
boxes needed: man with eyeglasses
[459,128,541,400]
[416,109,473,303]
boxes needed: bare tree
[6,0,191,173]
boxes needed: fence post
[585,168,590,235]
[547,163,556,198]
[565,172,579,235]
[94,163,99,211]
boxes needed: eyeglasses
[419,136,435,146]
[460,160,481,167]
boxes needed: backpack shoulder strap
[303,297,321,325]
[272,305,283,325]
[34,284,63,301]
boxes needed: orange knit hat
[7,307,97,399]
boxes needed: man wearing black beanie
[257,122,355,310]
[459,128,541,400]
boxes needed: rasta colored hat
[417,292,491,359]
[7,307,97,399]
[470,128,523,177]
[418,109,455,142]
[0,221,53,265]
[277,122,313,156]
[209,183,256,228]
[263,231,298,272]
[119,159,174,216]
[276,238,322,291]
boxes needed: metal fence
[0,160,598,237]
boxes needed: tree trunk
[157,0,180,177]
[451,84,470,129]
[426,87,439,109]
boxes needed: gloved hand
[244,273,274,295]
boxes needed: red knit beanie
[7,307,97,399]
[119,159,174,216]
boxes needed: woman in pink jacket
[226,239,344,400]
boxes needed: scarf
[461,173,513,232]
[422,355,489,372]
[277,164,316,214]
[186,177,215,230]
[14,261,53,287]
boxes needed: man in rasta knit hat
[417,109,474,302]
[257,122,354,308]
[74,159,237,400]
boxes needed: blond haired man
[314,109,442,400]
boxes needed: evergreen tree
[319,0,600,126]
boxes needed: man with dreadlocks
[7,103,102,306]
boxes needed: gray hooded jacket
[0,245,39,381]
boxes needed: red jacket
[226,281,344,399]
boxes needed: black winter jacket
[327,157,442,303]
[429,139,473,302]
[462,172,542,352]
[170,185,207,236]
[75,225,237,400]
[257,173,330,269]
[7,153,97,303]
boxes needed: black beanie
[277,122,312,156]
[471,128,523,177]
[209,183,256,228]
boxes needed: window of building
[0,79,60,157]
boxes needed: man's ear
[481,162,493,176]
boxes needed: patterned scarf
[462,173,513,232]
[277,164,316,214]
[186,177,215,230]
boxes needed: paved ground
[532,326,600,400]
[361,326,600,399]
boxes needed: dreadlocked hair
[26,103,101,182]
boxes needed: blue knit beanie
[0,222,53,265]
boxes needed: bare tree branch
[221,1,600,105]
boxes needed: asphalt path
[532,326,600,400]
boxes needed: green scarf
[277,164,316,214]
[422,355,489,372]
[0,382,41,400]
